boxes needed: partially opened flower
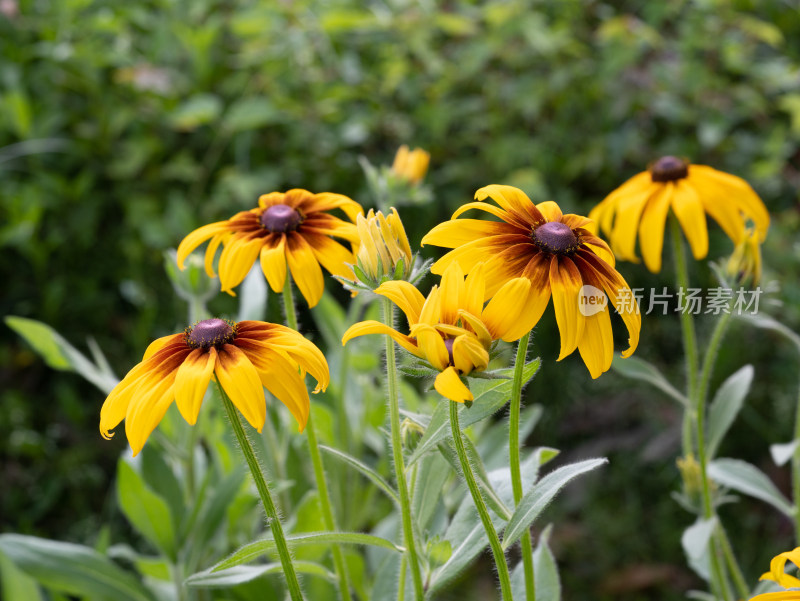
[177,189,363,307]
[391,145,430,184]
[100,319,329,456]
[342,261,532,402]
[589,156,770,273]
[726,226,762,286]
[422,185,640,378]
[760,547,800,589]
[355,207,413,286]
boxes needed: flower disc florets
[532,221,579,254]
[260,204,302,232]
[186,318,236,349]
[649,155,689,182]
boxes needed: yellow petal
[474,184,537,222]
[422,219,513,248]
[577,305,614,379]
[672,180,709,260]
[125,373,178,456]
[450,201,515,223]
[215,344,266,432]
[761,547,800,588]
[203,233,227,278]
[341,320,422,358]
[434,366,473,403]
[608,187,653,262]
[259,236,287,293]
[456,310,493,348]
[177,222,230,270]
[549,257,585,361]
[374,281,426,326]
[218,235,264,293]
[692,178,745,245]
[143,334,185,361]
[481,277,532,341]
[428,238,501,277]
[638,183,672,273]
[439,262,465,325]
[418,285,442,326]
[286,232,325,307]
[462,262,486,317]
[236,330,329,393]
[174,348,217,425]
[536,201,563,223]
[452,335,489,374]
[303,192,364,223]
[411,323,449,370]
[307,233,357,278]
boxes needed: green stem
[216,381,304,601]
[282,280,352,601]
[382,298,425,601]
[449,401,514,600]
[670,216,699,418]
[717,523,749,600]
[793,375,800,546]
[509,332,535,601]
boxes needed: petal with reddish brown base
[218,234,266,293]
[174,348,217,425]
[259,235,287,293]
[549,256,585,361]
[215,344,266,432]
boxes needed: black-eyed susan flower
[342,261,532,402]
[177,189,363,307]
[353,207,413,288]
[391,145,430,184]
[760,547,800,589]
[100,319,328,456]
[589,156,770,273]
[726,226,762,286]
[421,184,640,379]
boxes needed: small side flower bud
[391,145,430,184]
[726,227,762,287]
[352,208,414,289]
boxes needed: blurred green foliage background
[2,0,799,599]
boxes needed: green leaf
[0,550,44,601]
[5,316,118,393]
[681,517,716,581]
[533,525,561,601]
[0,535,156,601]
[770,440,799,467]
[169,94,222,131]
[408,359,540,465]
[611,355,688,406]
[214,532,402,570]
[223,98,280,133]
[192,467,246,550]
[412,452,451,531]
[707,365,753,459]
[737,313,800,353]
[186,561,335,587]
[708,458,794,517]
[320,445,400,507]
[502,458,608,550]
[116,459,176,559]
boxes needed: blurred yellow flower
[760,547,800,589]
[100,319,328,456]
[355,208,413,285]
[177,189,363,307]
[422,185,640,378]
[391,145,430,184]
[748,594,800,600]
[726,226,762,286]
[342,261,531,402]
[590,156,769,273]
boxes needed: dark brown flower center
[261,204,302,232]
[532,222,578,254]
[187,318,235,349]
[443,338,455,366]
[650,156,689,182]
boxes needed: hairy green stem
[717,522,749,600]
[382,298,425,600]
[216,381,304,601]
[282,281,352,601]
[793,375,800,546]
[450,401,514,600]
[509,332,535,601]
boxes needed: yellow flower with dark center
[726,226,762,286]
[342,261,532,402]
[177,189,363,307]
[589,156,770,273]
[100,318,328,456]
[760,547,800,589]
[421,184,640,378]
[391,145,430,184]
[355,208,413,285]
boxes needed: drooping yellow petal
[691,178,745,245]
[457,310,493,348]
[341,320,422,358]
[481,277,532,342]
[302,192,364,223]
[536,201,563,223]
[608,187,653,262]
[177,222,230,270]
[760,547,800,589]
[439,262,465,325]
[203,233,227,278]
[125,372,179,456]
[452,335,489,375]
[691,165,769,240]
[173,348,217,425]
[474,184,541,225]
[462,262,486,317]
[218,235,264,293]
[259,236,287,293]
[286,232,325,307]
[450,201,515,224]
[411,323,449,371]
[638,183,673,273]
[215,344,266,432]
[672,180,709,260]
[143,334,185,361]
[549,256,585,361]
[306,233,356,278]
[577,304,614,379]
[434,366,473,403]
[374,281,427,326]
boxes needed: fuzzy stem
[793,375,800,546]
[509,332,535,601]
[282,280,352,601]
[382,298,425,600]
[450,400,514,600]
[216,381,304,601]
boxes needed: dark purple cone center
[532,222,578,254]
[188,318,235,349]
[650,156,689,182]
[443,338,455,367]
[261,204,302,232]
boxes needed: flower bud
[391,145,430,184]
[726,227,762,286]
[354,208,413,288]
